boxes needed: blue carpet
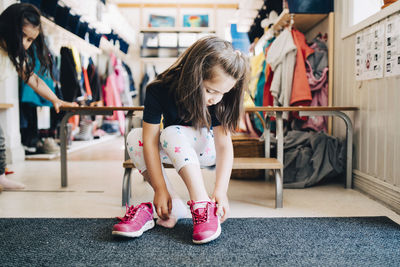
[0,217,399,266]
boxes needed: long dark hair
[0,3,52,81]
[151,36,250,132]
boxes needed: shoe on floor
[42,138,59,154]
[74,120,94,141]
[112,202,155,238]
[188,200,221,244]
[0,184,3,193]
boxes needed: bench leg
[122,168,132,206]
[264,116,271,181]
[275,169,283,208]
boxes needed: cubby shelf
[272,9,328,33]
[140,28,215,59]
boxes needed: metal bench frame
[58,106,357,209]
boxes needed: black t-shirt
[143,82,221,128]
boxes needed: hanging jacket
[86,60,102,102]
[60,47,82,102]
[307,38,329,79]
[266,28,297,118]
[253,59,267,133]
[82,67,93,100]
[302,39,329,132]
[262,38,275,108]
[290,29,314,105]
[103,53,125,135]
[119,65,133,107]
[139,65,157,106]
[245,51,265,108]
[71,46,82,78]
[122,62,136,97]
[139,72,149,106]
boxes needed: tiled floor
[1,136,399,225]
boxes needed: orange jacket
[290,29,314,105]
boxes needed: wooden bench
[122,157,283,208]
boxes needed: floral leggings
[126,125,216,175]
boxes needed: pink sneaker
[188,200,221,244]
[112,202,155,238]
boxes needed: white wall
[334,0,400,213]
[0,0,25,164]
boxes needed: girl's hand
[211,192,229,223]
[153,188,172,220]
[52,99,78,113]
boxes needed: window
[351,0,383,25]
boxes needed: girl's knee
[126,128,142,147]
[159,126,177,142]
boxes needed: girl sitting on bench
[113,36,249,244]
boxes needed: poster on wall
[183,14,209,27]
[148,14,175,27]
[355,22,385,80]
[355,31,363,80]
[384,13,400,77]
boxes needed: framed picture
[182,14,209,27]
[149,14,175,27]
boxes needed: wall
[119,6,237,91]
[0,0,25,164]
[334,0,400,213]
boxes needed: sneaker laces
[117,204,140,222]
[188,201,209,225]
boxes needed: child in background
[113,36,249,244]
[0,3,77,190]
